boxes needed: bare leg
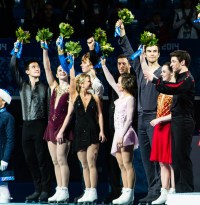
[115,152,127,188]
[87,144,99,188]
[121,145,135,188]
[57,140,71,187]
[77,150,91,188]
[169,165,175,189]
[48,142,62,187]
[160,162,170,189]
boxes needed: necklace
[56,86,68,97]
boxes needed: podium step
[167,192,200,205]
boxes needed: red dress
[43,88,73,143]
[150,94,173,164]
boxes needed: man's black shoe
[38,191,49,203]
[25,191,40,202]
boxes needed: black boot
[25,192,40,202]
[38,191,49,203]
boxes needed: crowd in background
[1,0,200,43]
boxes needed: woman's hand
[56,131,64,145]
[150,118,161,127]
[99,132,106,143]
[117,137,123,148]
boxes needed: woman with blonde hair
[69,56,106,204]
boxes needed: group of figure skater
[0,18,195,205]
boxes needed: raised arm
[42,44,57,91]
[10,43,23,89]
[101,58,120,96]
[69,59,77,101]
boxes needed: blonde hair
[76,73,90,93]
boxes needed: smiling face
[56,65,68,81]
[26,62,41,77]
[170,57,182,74]
[81,76,91,90]
[161,65,173,81]
[81,54,93,73]
[116,76,124,92]
[145,45,160,64]
[117,57,131,74]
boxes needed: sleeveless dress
[73,95,100,152]
[150,93,173,164]
[43,89,73,143]
[111,95,139,156]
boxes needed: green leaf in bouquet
[140,31,158,46]
[59,22,74,39]
[101,43,114,57]
[118,8,134,25]
[65,41,82,58]
[93,28,107,46]
[16,27,31,44]
[35,28,53,42]
[196,3,200,12]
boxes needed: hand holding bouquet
[118,8,134,25]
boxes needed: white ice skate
[57,187,69,203]
[152,188,168,204]
[112,188,134,205]
[48,186,61,203]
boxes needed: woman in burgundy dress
[42,45,74,203]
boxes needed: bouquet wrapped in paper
[118,8,134,25]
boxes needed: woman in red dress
[149,62,176,204]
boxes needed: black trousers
[171,114,195,192]
[22,119,51,193]
[138,113,161,195]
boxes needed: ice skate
[25,191,40,203]
[83,188,98,204]
[112,188,134,205]
[77,188,90,204]
[151,188,168,205]
[48,186,61,203]
[57,187,69,204]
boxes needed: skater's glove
[0,160,8,171]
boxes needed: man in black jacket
[10,43,51,203]
[144,50,195,193]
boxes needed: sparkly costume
[111,95,139,156]
[150,94,173,164]
[43,88,73,143]
[73,95,100,152]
